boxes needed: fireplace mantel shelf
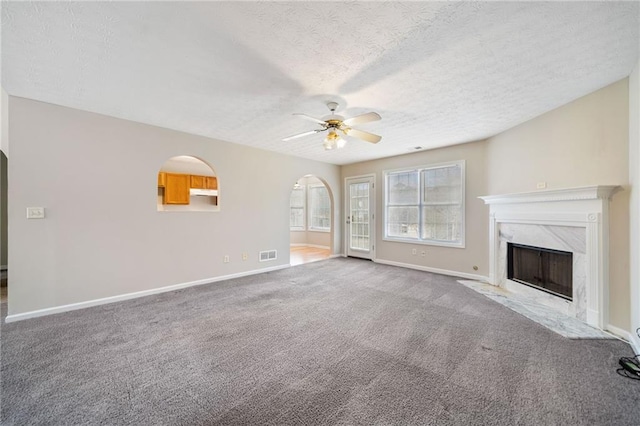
[479,185,621,205]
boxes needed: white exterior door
[346,176,375,259]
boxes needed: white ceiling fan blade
[342,112,381,126]
[282,129,324,141]
[344,128,382,144]
[293,113,327,126]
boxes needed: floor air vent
[259,250,277,262]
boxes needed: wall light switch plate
[26,207,45,219]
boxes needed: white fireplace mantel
[479,185,621,330]
[479,185,621,205]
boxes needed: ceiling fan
[283,102,382,150]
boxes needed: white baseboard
[4,264,291,323]
[374,258,489,282]
[630,329,640,356]
[606,324,632,341]
[604,325,640,357]
[290,244,330,249]
[630,334,640,355]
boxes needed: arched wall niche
[157,155,219,212]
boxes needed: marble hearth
[480,186,620,330]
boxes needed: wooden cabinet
[158,172,217,205]
[205,176,217,190]
[190,175,205,189]
[190,175,218,190]
[163,173,190,204]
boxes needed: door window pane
[350,182,370,250]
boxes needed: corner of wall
[1,88,8,157]
[629,58,640,353]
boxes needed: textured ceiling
[2,2,639,165]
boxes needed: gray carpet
[1,258,639,425]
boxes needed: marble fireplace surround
[480,186,620,331]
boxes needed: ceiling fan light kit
[284,102,382,150]
[323,130,346,150]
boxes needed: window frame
[383,160,465,248]
[307,184,331,232]
[289,185,306,231]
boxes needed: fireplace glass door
[507,243,573,300]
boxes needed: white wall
[7,96,341,316]
[486,79,630,331]
[160,156,216,176]
[342,140,490,279]
[629,59,640,351]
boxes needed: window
[290,186,305,230]
[308,185,331,231]
[289,182,331,231]
[384,161,464,247]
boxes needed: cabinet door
[164,173,190,204]
[190,175,206,189]
[157,172,166,187]
[205,176,218,190]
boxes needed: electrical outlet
[536,182,547,189]
[223,255,230,263]
[412,249,417,255]
[26,207,45,219]
[242,253,248,261]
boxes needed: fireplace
[507,243,573,300]
[479,185,620,329]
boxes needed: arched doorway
[289,175,332,265]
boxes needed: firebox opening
[507,243,573,300]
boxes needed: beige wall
[486,79,630,330]
[7,96,341,316]
[342,140,490,278]
[629,59,640,349]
